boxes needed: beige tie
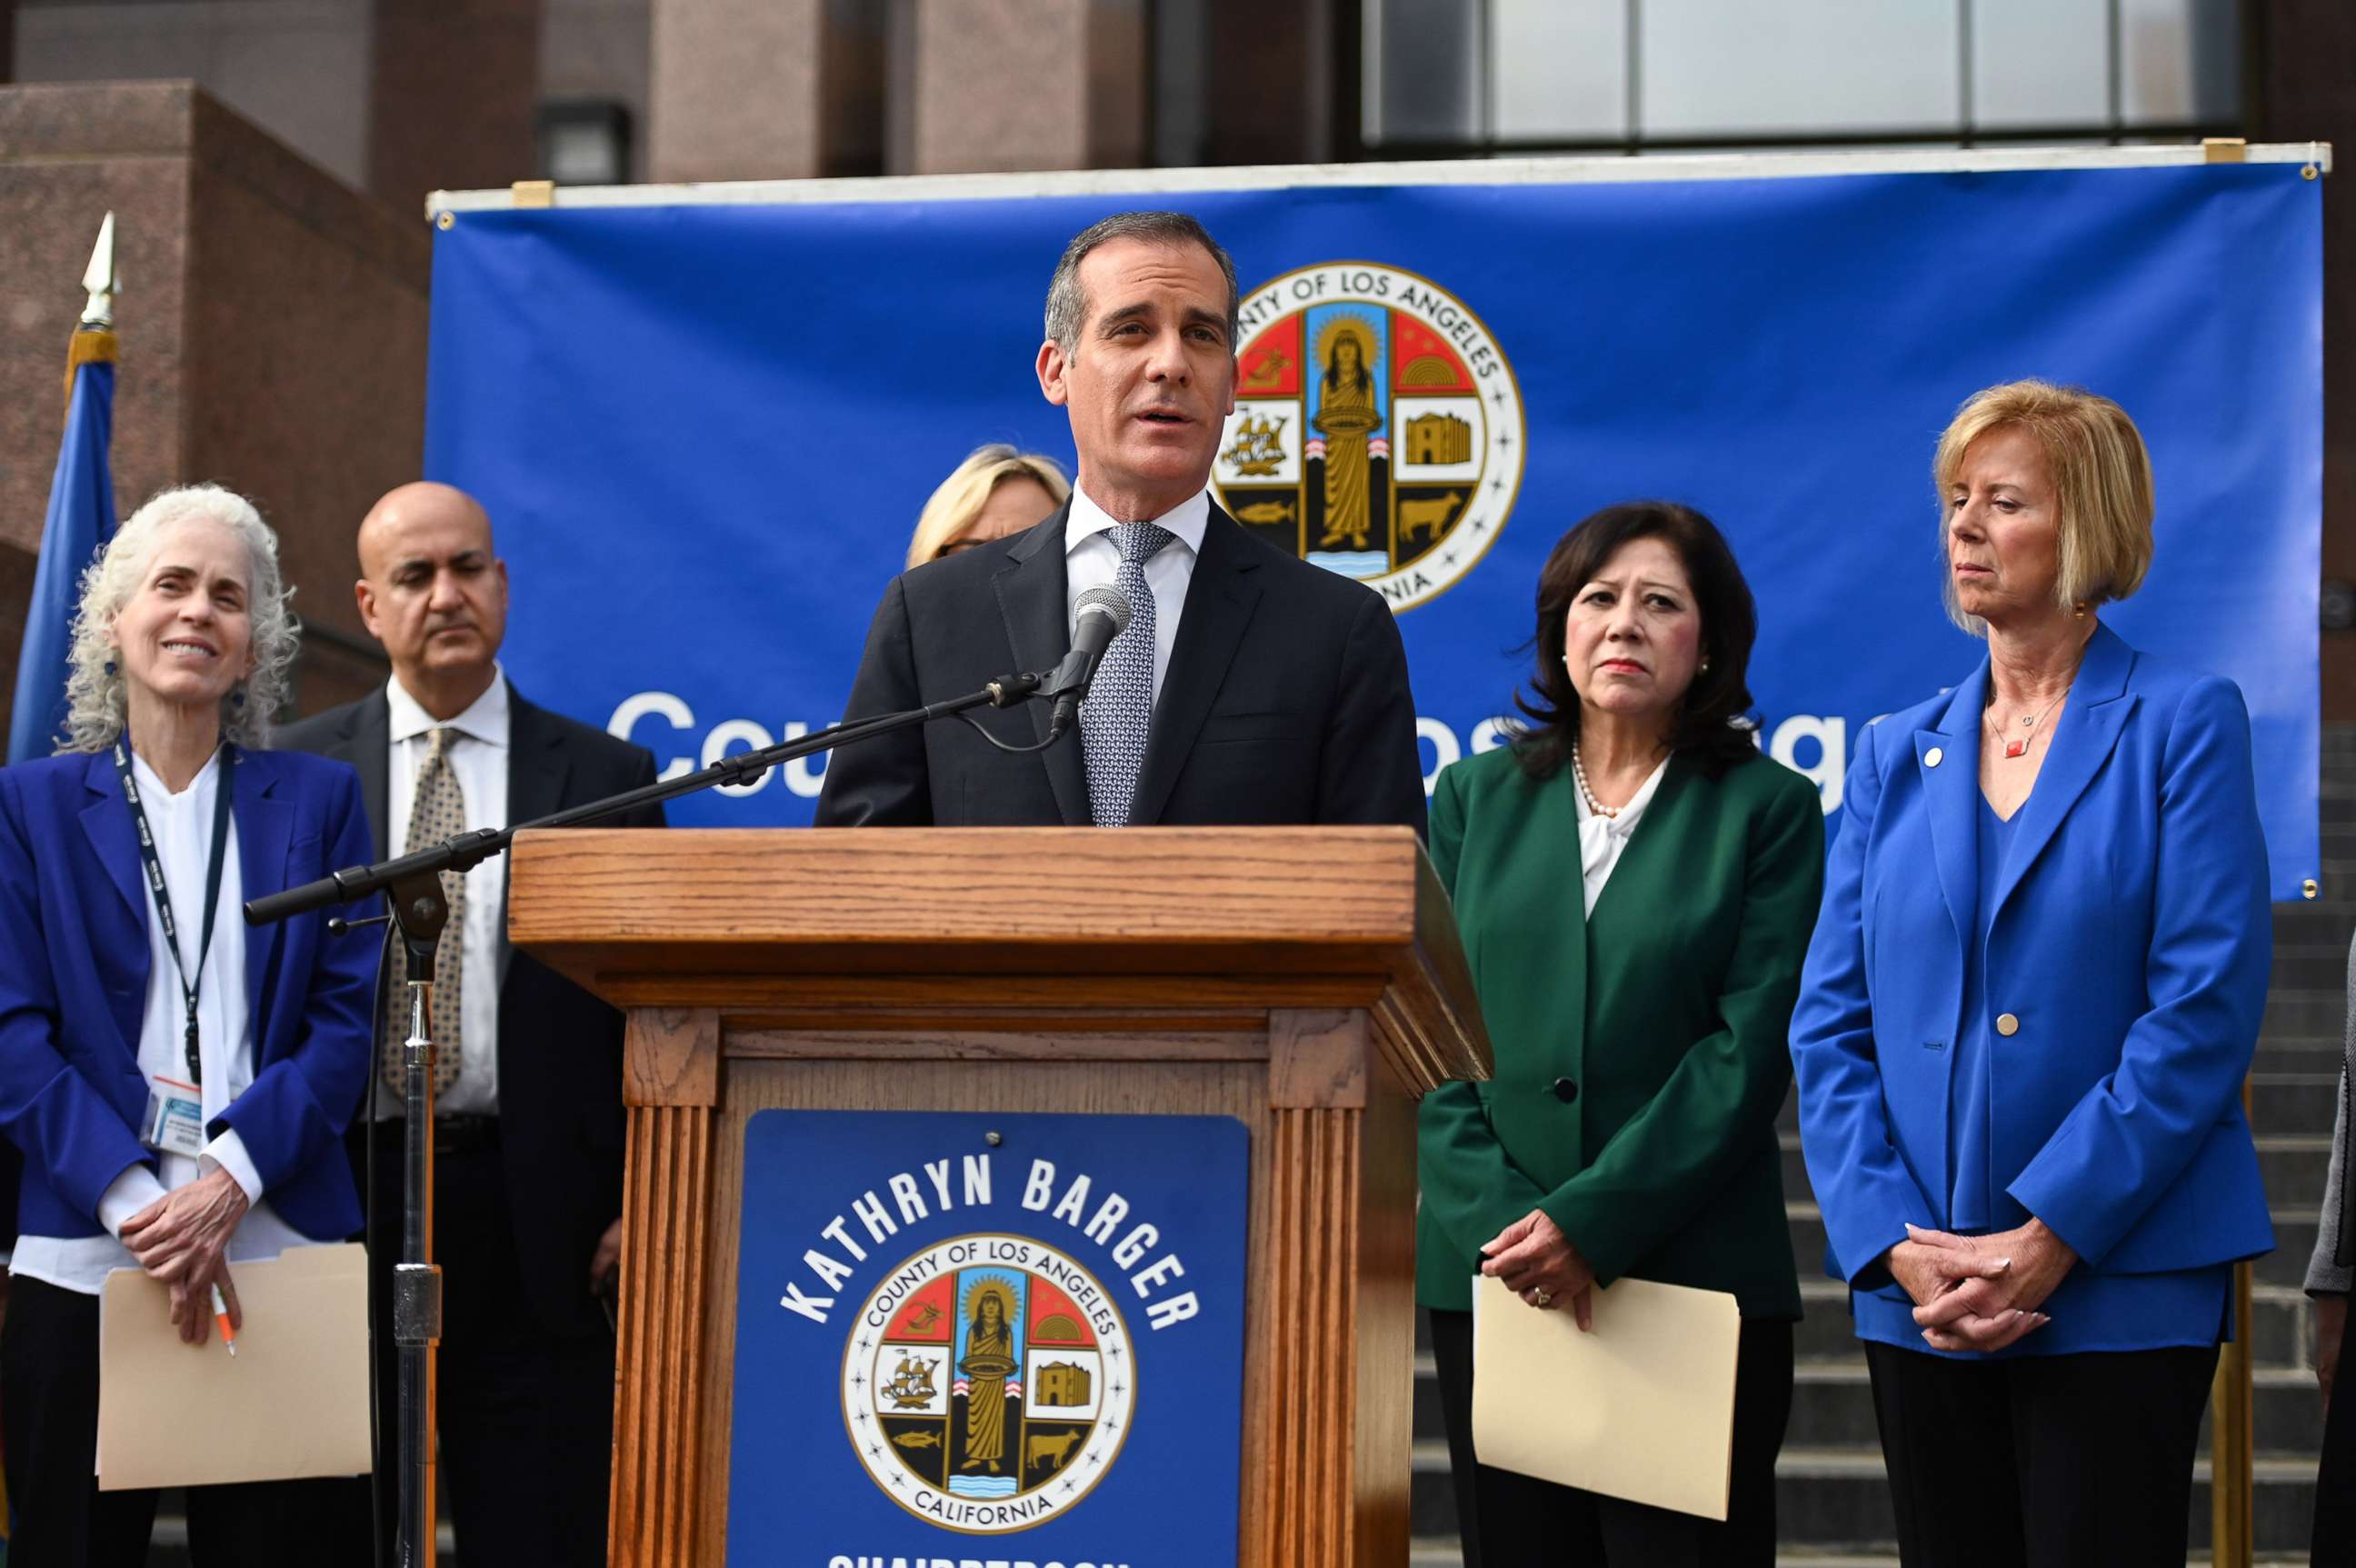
[382,726,465,1095]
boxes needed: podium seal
[840,1233,1136,1532]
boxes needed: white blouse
[1572,755,1670,916]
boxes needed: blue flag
[9,331,117,764]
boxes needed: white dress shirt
[10,746,308,1295]
[381,669,510,1116]
[1064,484,1211,707]
[1573,754,1671,917]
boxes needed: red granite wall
[0,82,425,740]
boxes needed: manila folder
[1471,1272,1741,1520]
[97,1242,371,1491]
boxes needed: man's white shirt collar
[387,664,511,749]
[1064,484,1212,559]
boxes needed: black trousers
[1428,1307,1793,1567]
[1862,1339,2217,1568]
[0,1273,358,1567]
[2314,1301,2356,1565]
[355,1117,615,1567]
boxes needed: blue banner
[424,161,2321,896]
[11,337,115,764]
[726,1111,1248,1563]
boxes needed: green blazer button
[1552,1076,1580,1103]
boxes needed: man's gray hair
[56,484,299,754]
[1043,211,1241,358]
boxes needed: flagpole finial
[79,213,117,328]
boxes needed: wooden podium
[507,825,1491,1567]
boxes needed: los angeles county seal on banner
[1214,262,1526,613]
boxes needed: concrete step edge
[1769,1447,2318,1483]
[1776,1360,2322,1389]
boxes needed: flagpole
[63,213,119,407]
[62,211,116,410]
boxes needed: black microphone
[1047,586,1133,740]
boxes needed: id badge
[143,1076,206,1159]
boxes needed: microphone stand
[244,660,1081,1568]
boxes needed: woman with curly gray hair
[0,483,376,1563]
[55,484,302,754]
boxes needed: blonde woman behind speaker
[904,444,1072,569]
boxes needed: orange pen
[210,1282,237,1357]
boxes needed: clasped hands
[1480,1209,1596,1332]
[120,1167,249,1346]
[1888,1219,2076,1353]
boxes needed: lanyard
[110,741,235,1087]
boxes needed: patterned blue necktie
[1081,521,1176,827]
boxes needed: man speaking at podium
[816,211,1425,833]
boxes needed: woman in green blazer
[1421,501,1825,1566]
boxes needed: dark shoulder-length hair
[1512,500,1761,783]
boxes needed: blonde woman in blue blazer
[1790,382,2273,1568]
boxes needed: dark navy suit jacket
[274,685,664,1337]
[814,503,1427,833]
[0,746,376,1245]
[1792,625,2275,1310]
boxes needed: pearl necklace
[1570,743,1618,817]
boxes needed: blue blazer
[0,745,377,1246]
[1791,624,2273,1294]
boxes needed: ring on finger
[1530,1288,1552,1306]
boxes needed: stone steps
[2261,987,2356,1042]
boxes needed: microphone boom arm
[244,665,1049,928]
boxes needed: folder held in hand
[96,1241,372,1491]
[1471,1272,1741,1520]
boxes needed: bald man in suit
[276,482,663,1565]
